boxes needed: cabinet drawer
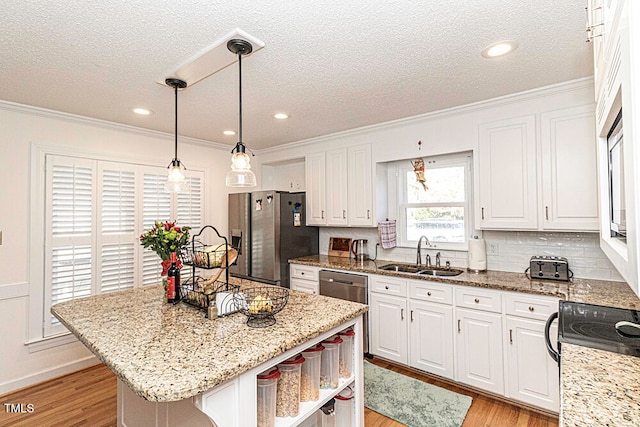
[370,275,407,297]
[290,277,318,295]
[455,287,502,313]
[290,264,319,281]
[409,280,453,305]
[504,292,559,321]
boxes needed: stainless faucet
[416,236,431,265]
[435,252,441,268]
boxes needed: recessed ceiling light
[481,41,518,58]
[132,107,153,115]
[223,130,236,136]
[274,113,289,120]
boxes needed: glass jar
[320,336,343,389]
[334,386,354,427]
[301,343,324,401]
[276,354,305,417]
[319,398,336,427]
[256,368,280,427]
[338,328,355,379]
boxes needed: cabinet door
[455,308,504,394]
[541,106,599,231]
[506,316,559,412]
[409,300,454,379]
[305,152,327,226]
[478,115,538,229]
[347,144,374,226]
[369,292,408,364]
[325,148,349,226]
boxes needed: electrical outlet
[486,242,498,256]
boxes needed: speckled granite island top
[51,276,367,402]
[290,255,640,310]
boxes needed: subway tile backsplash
[319,228,624,282]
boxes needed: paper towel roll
[468,238,487,272]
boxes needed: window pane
[407,166,465,203]
[406,207,465,243]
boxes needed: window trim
[28,142,207,344]
[394,153,473,251]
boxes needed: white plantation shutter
[177,174,204,230]
[98,165,136,293]
[142,171,172,286]
[45,156,96,335]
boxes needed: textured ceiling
[1,0,593,150]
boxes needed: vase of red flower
[139,221,191,277]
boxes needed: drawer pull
[343,210,346,219]
[427,291,432,296]
[509,329,513,344]
[367,209,371,219]
[410,310,414,322]
[401,309,404,321]
[301,272,304,275]
[528,306,535,312]
[458,319,461,333]
[385,286,389,290]
[321,210,325,219]
[474,298,480,303]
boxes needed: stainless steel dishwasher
[319,269,369,354]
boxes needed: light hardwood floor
[0,361,558,426]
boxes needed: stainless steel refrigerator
[228,191,319,288]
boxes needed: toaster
[528,256,571,281]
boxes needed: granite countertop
[290,255,640,426]
[289,255,640,310]
[51,276,367,402]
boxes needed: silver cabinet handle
[528,306,534,312]
[343,210,346,219]
[321,210,325,219]
[367,209,370,219]
[481,207,485,220]
[385,285,389,290]
[509,329,513,344]
[545,206,549,220]
[410,310,414,322]
[401,308,404,321]
[427,291,432,296]
[458,319,461,333]
[474,298,480,303]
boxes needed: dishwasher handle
[326,278,366,288]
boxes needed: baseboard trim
[0,355,99,396]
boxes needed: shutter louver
[102,169,135,234]
[52,164,92,236]
[100,243,135,293]
[177,175,203,230]
[50,245,92,325]
[142,172,171,286]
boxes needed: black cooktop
[559,300,640,357]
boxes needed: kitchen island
[51,276,368,427]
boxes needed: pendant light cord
[238,50,243,146]
[174,82,179,159]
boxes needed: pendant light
[225,39,257,187]
[164,78,190,193]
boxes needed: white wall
[0,101,240,394]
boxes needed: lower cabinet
[409,300,454,379]
[369,292,408,364]
[455,307,504,395]
[506,316,559,412]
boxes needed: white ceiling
[1,0,593,151]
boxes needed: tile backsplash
[319,228,624,282]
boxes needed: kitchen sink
[417,268,463,277]
[380,264,424,273]
[379,264,464,276]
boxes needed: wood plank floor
[0,360,558,426]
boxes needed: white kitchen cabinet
[290,264,319,294]
[304,144,374,227]
[505,316,559,412]
[369,291,408,364]
[347,145,374,226]
[478,115,538,230]
[541,105,599,231]
[409,299,454,379]
[305,152,327,226]
[455,307,504,395]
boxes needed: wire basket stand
[180,225,239,314]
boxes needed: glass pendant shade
[225,151,257,187]
[165,159,189,193]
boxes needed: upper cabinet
[478,115,538,230]
[477,107,598,232]
[306,144,374,227]
[541,106,598,230]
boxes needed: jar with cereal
[301,343,324,402]
[276,354,305,417]
[337,328,355,379]
[320,335,343,389]
[256,368,280,427]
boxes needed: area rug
[364,360,472,427]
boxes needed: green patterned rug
[364,361,472,427]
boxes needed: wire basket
[182,241,230,269]
[234,286,290,328]
[180,279,240,314]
